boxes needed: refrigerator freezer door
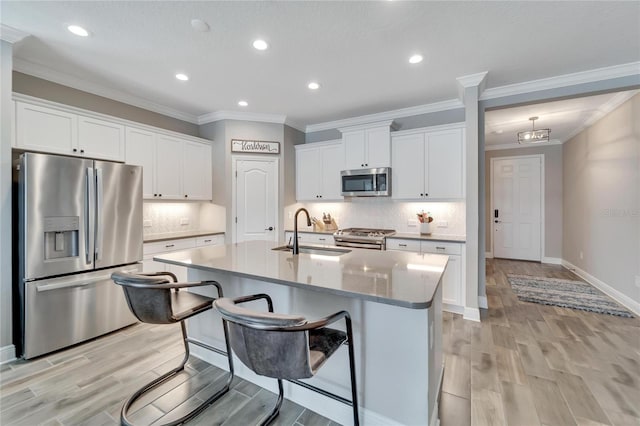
[23,264,140,359]
[93,161,143,269]
[21,153,95,280]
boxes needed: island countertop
[154,240,448,309]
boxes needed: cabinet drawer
[144,238,196,255]
[420,241,462,255]
[195,235,223,247]
[386,238,421,252]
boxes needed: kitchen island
[154,241,446,426]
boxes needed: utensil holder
[420,222,432,235]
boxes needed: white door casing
[492,155,543,261]
[233,156,278,243]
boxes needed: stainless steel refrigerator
[15,152,143,359]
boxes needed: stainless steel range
[333,228,396,250]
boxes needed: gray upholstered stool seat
[213,294,359,426]
[111,271,235,426]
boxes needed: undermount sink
[272,245,351,256]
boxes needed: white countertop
[154,240,448,309]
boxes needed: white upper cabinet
[16,101,125,161]
[155,135,185,200]
[183,140,212,200]
[16,102,77,155]
[392,125,465,200]
[340,121,393,169]
[125,127,156,199]
[78,116,125,161]
[296,141,344,201]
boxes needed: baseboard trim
[485,251,493,259]
[442,303,465,315]
[463,307,481,322]
[562,260,640,317]
[0,345,16,365]
[478,296,488,309]
[542,257,562,265]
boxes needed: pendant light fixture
[517,116,550,144]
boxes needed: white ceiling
[484,90,638,148]
[1,1,639,128]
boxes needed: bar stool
[111,271,235,426]
[213,294,359,426]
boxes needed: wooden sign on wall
[231,139,280,154]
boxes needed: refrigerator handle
[95,168,104,261]
[85,167,94,264]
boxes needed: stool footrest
[186,337,229,358]
[288,379,354,407]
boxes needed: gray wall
[563,93,639,304]
[485,144,563,259]
[13,72,199,136]
[1,41,14,357]
[305,108,466,143]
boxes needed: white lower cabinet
[386,238,465,311]
[143,234,223,281]
[284,232,334,245]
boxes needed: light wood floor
[2,258,638,425]
[440,258,640,426]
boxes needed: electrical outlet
[579,251,584,260]
[437,221,448,228]
[180,218,189,225]
[408,219,418,227]
[143,220,152,227]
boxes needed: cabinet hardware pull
[319,238,326,241]
[184,194,188,198]
[165,244,175,248]
[154,194,157,197]
[420,193,423,196]
[204,239,212,242]
[436,246,445,251]
[399,244,407,247]
[72,148,77,153]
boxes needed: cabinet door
[343,131,366,169]
[296,147,321,200]
[125,127,156,199]
[365,126,391,168]
[441,255,462,306]
[392,133,425,199]
[155,135,184,199]
[386,238,421,252]
[426,129,464,199]
[320,144,344,200]
[183,141,212,200]
[78,116,125,161]
[16,102,77,155]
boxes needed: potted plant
[417,211,434,235]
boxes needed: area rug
[507,274,633,318]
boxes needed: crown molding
[305,98,463,133]
[197,110,287,126]
[457,71,488,102]
[484,139,562,151]
[560,89,639,144]
[481,62,640,101]
[338,119,396,133]
[13,58,200,124]
[0,24,29,44]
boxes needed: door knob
[494,220,501,223]
[265,226,274,231]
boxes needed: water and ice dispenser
[43,216,79,260]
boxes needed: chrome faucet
[292,208,311,255]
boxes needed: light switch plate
[635,275,640,289]
[180,218,189,225]
[143,220,152,227]
[437,221,448,228]
[408,219,418,227]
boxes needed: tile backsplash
[143,202,225,236]
[285,199,466,236]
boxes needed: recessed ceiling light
[238,100,248,107]
[175,73,189,81]
[67,25,89,37]
[190,19,210,32]
[252,39,269,50]
[308,82,320,90]
[409,54,423,64]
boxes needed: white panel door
[155,135,184,199]
[296,147,321,200]
[183,141,212,200]
[343,131,366,169]
[78,116,125,161]
[365,126,391,168]
[426,129,464,199]
[125,127,156,199]
[236,158,278,242]
[392,133,425,199]
[320,143,344,200]
[493,156,542,261]
[16,102,77,155]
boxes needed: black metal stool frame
[117,272,235,426]
[226,293,360,426]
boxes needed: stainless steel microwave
[341,167,391,197]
